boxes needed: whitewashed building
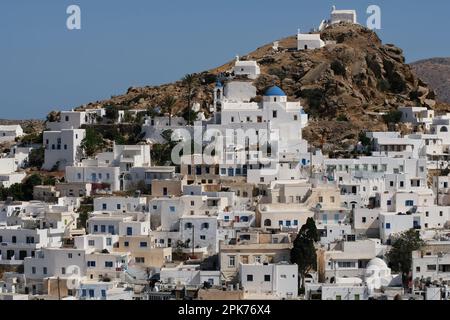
[0,125,24,143]
[43,129,85,171]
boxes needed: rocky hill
[411,58,450,104]
[73,23,440,154]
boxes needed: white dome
[367,258,388,269]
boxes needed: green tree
[382,110,403,125]
[386,229,425,286]
[81,128,105,157]
[290,218,320,290]
[181,74,198,125]
[150,130,178,166]
[0,174,43,201]
[20,132,43,145]
[22,174,43,200]
[28,147,45,168]
[105,106,120,121]
[162,95,177,126]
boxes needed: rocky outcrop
[411,57,450,105]
[73,23,438,153]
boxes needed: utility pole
[437,159,440,206]
[192,225,195,259]
[57,277,61,300]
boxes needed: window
[229,256,236,267]
[140,242,148,248]
[94,225,98,232]
[427,265,437,271]
[169,206,176,212]
[12,236,16,244]
[101,290,106,298]
[386,223,391,230]
[387,200,392,206]
[32,267,36,274]
[87,261,96,267]
[106,238,112,246]
[62,267,66,275]
[100,225,106,233]
[293,220,298,226]
[88,240,95,246]
[200,235,206,240]
[272,111,277,118]
[136,257,145,263]
[426,212,429,217]
[201,223,209,230]
[336,295,342,300]
[362,217,367,223]
[354,294,360,300]
[400,181,404,188]
[416,266,421,272]
[390,181,394,187]
[105,261,114,268]
[405,200,414,206]
[124,241,129,247]
[319,196,323,203]
[43,267,47,275]
[68,253,73,259]
[337,262,354,268]
[247,275,254,282]
[264,275,271,282]
[126,227,133,236]
[440,211,443,217]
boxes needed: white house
[330,6,357,25]
[65,164,121,193]
[239,262,298,299]
[297,31,325,50]
[0,226,60,265]
[93,197,147,213]
[379,212,416,244]
[412,242,450,286]
[0,125,24,143]
[233,58,261,80]
[399,106,435,130]
[43,129,85,171]
[179,215,219,255]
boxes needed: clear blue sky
[0,0,449,119]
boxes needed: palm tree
[162,96,177,126]
[181,74,198,125]
[182,73,197,110]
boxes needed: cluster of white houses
[2,8,450,301]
